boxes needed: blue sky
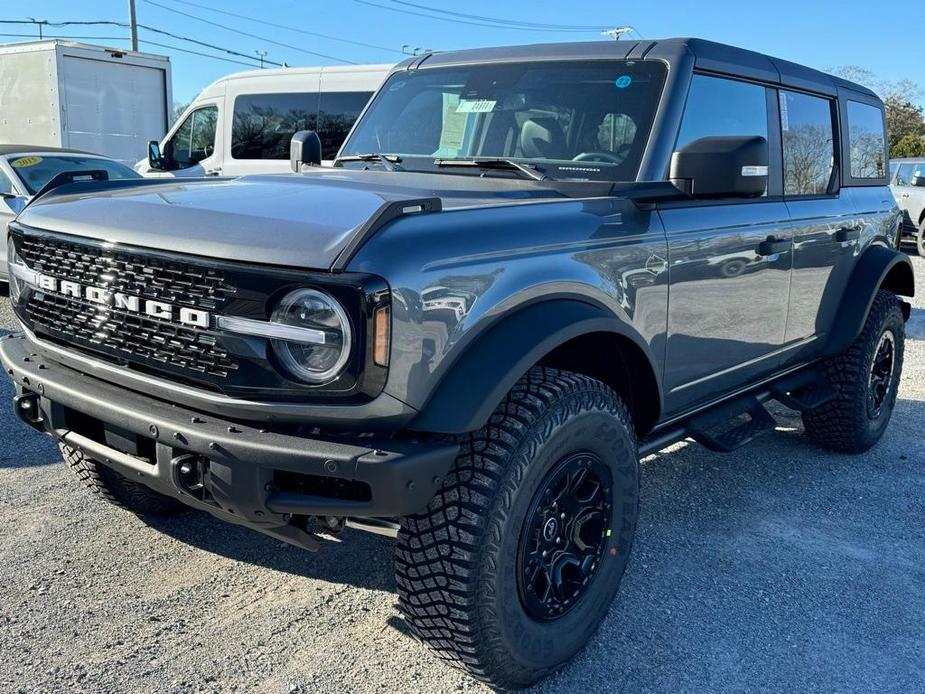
[2,0,920,104]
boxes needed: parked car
[3,38,914,689]
[889,157,925,254]
[0,145,141,280]
[136,63,392,177]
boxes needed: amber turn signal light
[373,305,390,366]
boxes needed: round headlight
[7,236,23,304]
[270,288,352,384]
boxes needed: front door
[659,74,792,414]
[145,102,221,178]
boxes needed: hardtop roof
[399,37,879,101]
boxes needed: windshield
[341,60,667,182]
[6,154,140,195]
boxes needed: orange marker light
[373,305,391,367]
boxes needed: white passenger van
[137,63,392,177]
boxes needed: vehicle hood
[17,170,576,270]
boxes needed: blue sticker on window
[615,75,632,89]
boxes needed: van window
[231,93,319,160]
[676,75,768,150]
[318,92,373,159]
[779,91,836,196]
[846,101,887,179]
[166,106,218,169]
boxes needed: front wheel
[916,219,925,256]
[395,368,639,689]
[803,290,905,453]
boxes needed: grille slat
[19,235,239,379]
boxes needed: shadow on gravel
[907,307,925,340]
[146,512,396,591]
[530,398,925,693]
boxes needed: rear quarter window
[231,93,319,160]
[846,101,887,179]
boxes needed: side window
[846,101,887,179]
[895,163,915,186]
[166,106,218,169]
[231,93,319,160]
[675,75,770,196]
[779,91,836,196]
[317,92,373,159]
[676,75,769,149]
[0,169,13,195]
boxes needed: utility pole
[128,0,138,51]
[255,50,268,69]
[26,17,47,39]
[601,26,637,40]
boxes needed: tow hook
[13,391,44,431]
[171,453,207,500]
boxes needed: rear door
[659,74,793,413]
[778,88,857,365]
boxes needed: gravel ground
[0,258,923,694]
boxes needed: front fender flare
[824,245,915,356]
[407,300,662,434]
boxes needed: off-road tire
[916,219,925,256]
[395,367,639,689]
[803,290,905,453]
[61,443,188,516]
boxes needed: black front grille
[19,234,235,310]
[18,233,239,380]
[27,292,238,378]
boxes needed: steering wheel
[571,150,623,164]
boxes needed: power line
[349,0,603,32]
[141,0,355,64]
[152,0,404,55]
[0,32,127,41]
[384,0,607,31]
[139,38,268,68]
[0,18,285,68]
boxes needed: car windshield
[341,60,668,182]
[5,154,140,195]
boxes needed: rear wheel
[802,290,905,453]
[61,443,188,516]
[395,367,639,689]
[916,219,925,256]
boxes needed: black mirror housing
[148,140,165,170]
[670,136,769,199]
[291,130,323,172]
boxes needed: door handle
[757,236,790,256]
[835,226,860,242]
[901,193,910,198]
[205,168,222,176]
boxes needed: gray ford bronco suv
[2,38,916,688]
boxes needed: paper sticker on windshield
[11,156,42,168]
[614,75,632,89]
[456,99,496,113]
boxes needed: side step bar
[639,367,833,456]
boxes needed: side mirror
[148,140,165,170]
[670,136,769,198]
[290,130,322,172]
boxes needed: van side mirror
[291,130,322,172]
[148,140,165,170]
[670,136,769,198]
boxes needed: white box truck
[0,40,172,165]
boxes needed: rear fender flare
[824,245,915,356]
[407,299,662,434]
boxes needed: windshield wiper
[333,153,402,171]
[434,158,550,181]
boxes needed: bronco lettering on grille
[35,273,211,328]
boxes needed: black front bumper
[0,333,458,547]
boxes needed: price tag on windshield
[456,99,496,113]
